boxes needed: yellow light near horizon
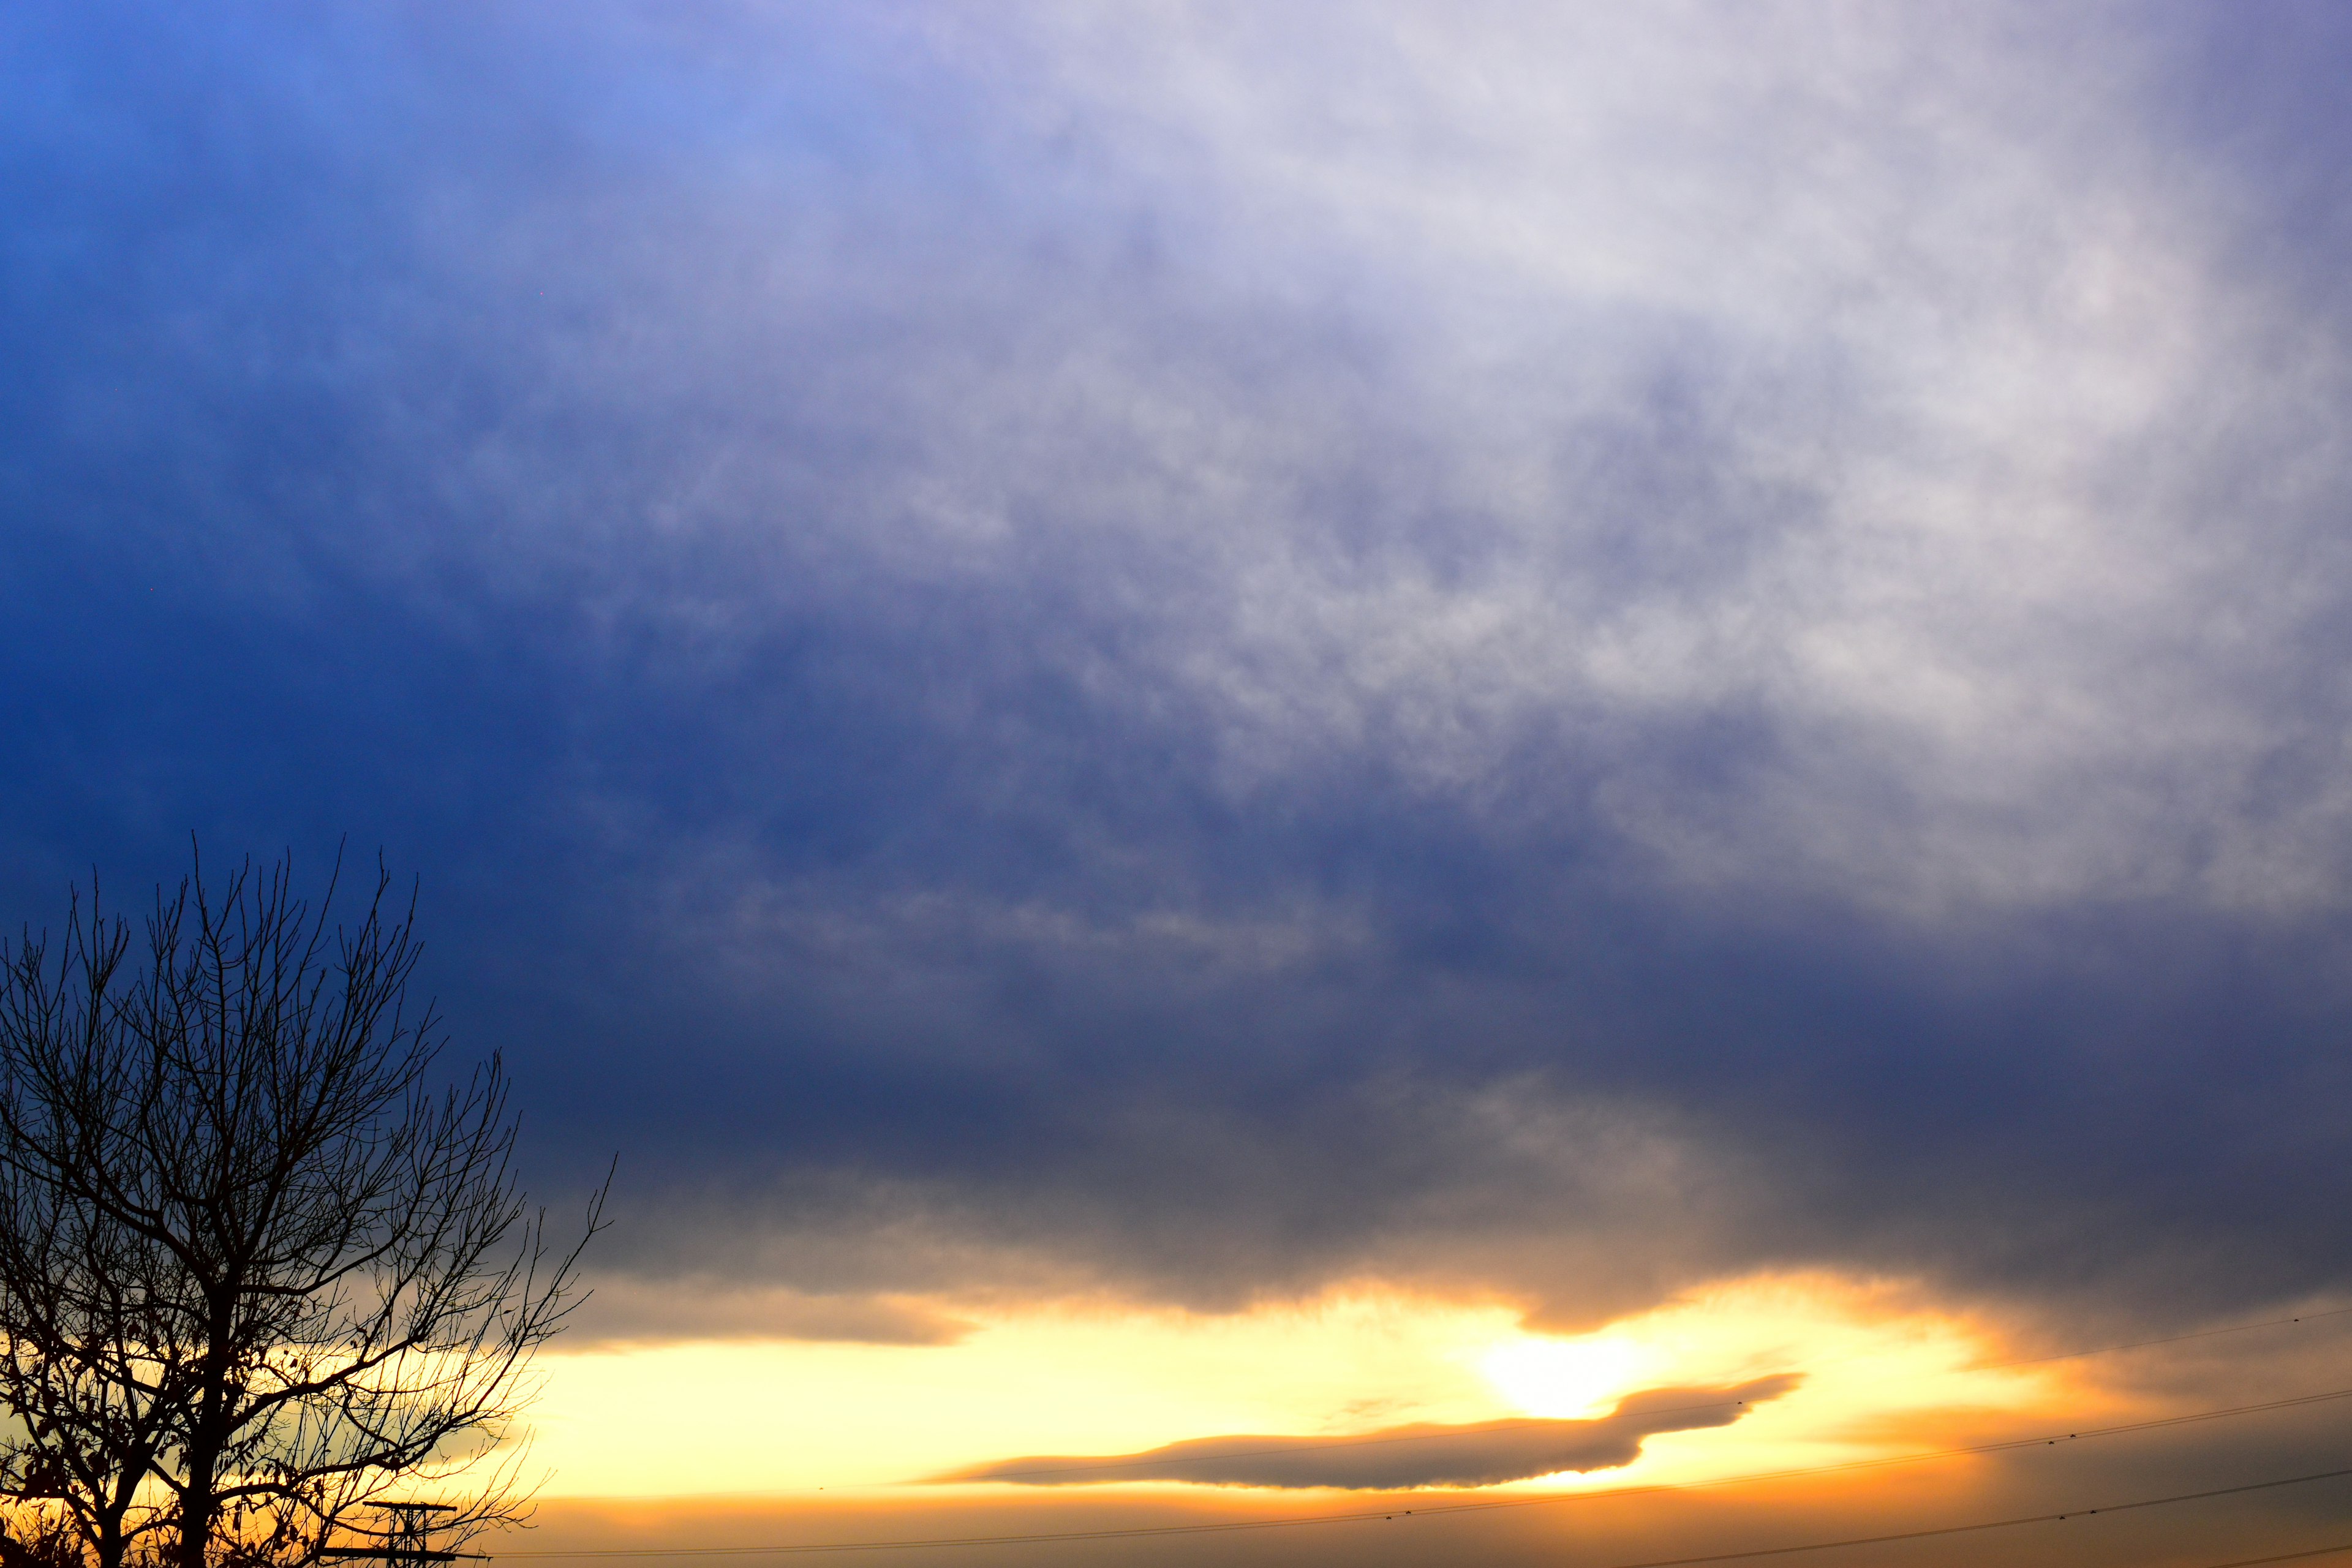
[517,1272,2101,1502]
[522,1292,1525,1498]
[1476,1272,2089,1490]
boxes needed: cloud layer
[5,0,2352,1336]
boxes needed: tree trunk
[178,1285,236,1568]
[177,1469,215,1568]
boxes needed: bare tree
[0,853,606,1568]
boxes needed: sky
[9,1,2352,1562]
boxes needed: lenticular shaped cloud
[946,1376,1796,1490]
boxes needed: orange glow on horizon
[516,1272,2127,1502]
[1477,1272,2092,1490]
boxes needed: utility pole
[320,1504,485,1568]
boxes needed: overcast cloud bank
[5,1,2352,1336]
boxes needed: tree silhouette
[0,852,605,1568]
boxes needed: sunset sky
[10,3,2352,1564]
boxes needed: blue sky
[12,7,2352,1537]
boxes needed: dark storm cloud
[7,0,2352,1336]
[944,1376,1797,1490]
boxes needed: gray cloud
[566,1278,973,1349]
[943,1376,1798,1489]
[6,0,2352,1341]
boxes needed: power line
[489,1464,2352,1558]
[1491,1466,2352,1568]
[2199,1545,2352,1567]
[488,1387,2352,1558]
[1973,1305,2352,1372]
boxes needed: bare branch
[0,852,606,1568]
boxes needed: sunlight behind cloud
[523,1272,2094,1499]
[1478,1272,2084,1488]
[1482,1335,1658,1420]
